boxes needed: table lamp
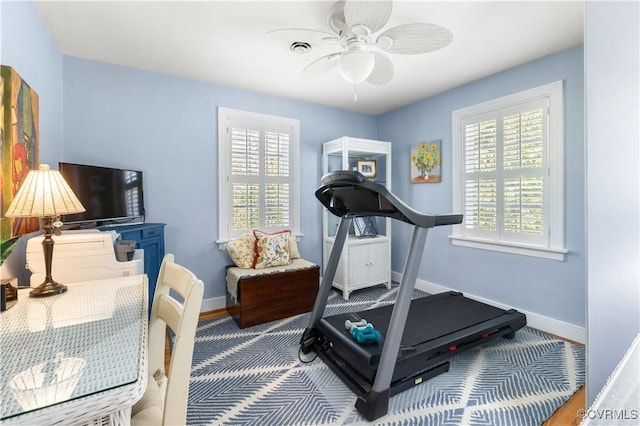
[4,164,85,297]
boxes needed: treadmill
[300,171,527,421]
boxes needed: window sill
[449,235,568,261]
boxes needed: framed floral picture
[357,159,377,178]
[411,140,441,183]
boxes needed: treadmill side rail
[301,215,351,353]
[368,226,429,394]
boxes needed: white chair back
[147,253,204,425]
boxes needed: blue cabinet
[103,223,165,311]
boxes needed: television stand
[99,222,165,311]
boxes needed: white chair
[131,254,204,426]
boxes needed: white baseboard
[391,271,586,344]
[201,296,226,313]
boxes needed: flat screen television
[58,162,145,227]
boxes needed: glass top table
[0,275,148,425]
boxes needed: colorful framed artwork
[411,140,441,183]
[1,66,40,239]
[357,159,377,178]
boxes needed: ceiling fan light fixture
[275,0,453,91]
[337,49,375,84]
[376,35,393,51]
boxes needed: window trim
[217,107,300,244]
[451,81,567,261]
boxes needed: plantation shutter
[264,129,290,228]
[463,113,498,233]
[124,171,142,216]
[461,98,548,245]
[228,118,293,235]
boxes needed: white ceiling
[35,0,584,115]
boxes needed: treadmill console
[321,170,366,185]
[316,170,463,228]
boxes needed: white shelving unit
[322,137,392,300]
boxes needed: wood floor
[543,385,585,426]
[165,308,584,425]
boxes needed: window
[451,81,567,260]
[123,170,140,216]
[218,108,300,242]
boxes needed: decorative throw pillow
[289,234,300,259]
[253,230,292,269]
[225,230,255,268]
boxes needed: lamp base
[29,280,67,298]
[30,217,68,298]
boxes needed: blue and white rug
[187,285,585,425]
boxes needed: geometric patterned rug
[186,284,585,425]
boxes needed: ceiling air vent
[290,42,312,54]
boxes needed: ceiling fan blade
[367,52,394,85]
[344,0,392,34]
[301,52,342,80]
[378,23,453,54]
[268,28,338,45]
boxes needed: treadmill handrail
[316,171,462,228]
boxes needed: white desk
[0,275,148,426]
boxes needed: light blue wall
[1,1,63,284]
[585,1,639,404]
[61,56,377,300]
[378,47,585,328]
[0,0,63,164]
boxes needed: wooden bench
[226,259,319,328]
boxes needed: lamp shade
[337,49,375,85]
[5,164,85,218]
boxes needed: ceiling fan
[269,0,452,96]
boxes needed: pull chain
[353,85,358,101]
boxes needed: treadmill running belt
[323,292,508,348]
[402,294,507,345]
